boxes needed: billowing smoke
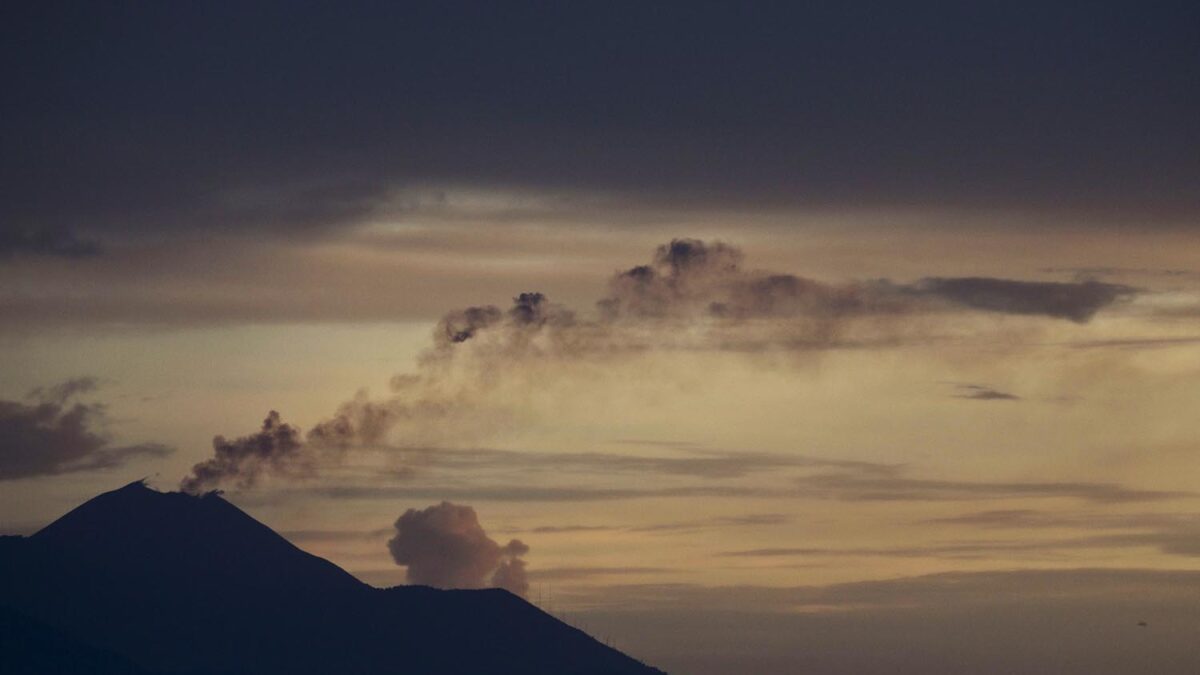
[181,411,308,493]
[387,501,530,596]
[1,377,171,481]
[179,239,1135,489]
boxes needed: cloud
[795,465,1186,503]
[528,566,678,582]
[298,484,771,504]
[511,514,791,536]
[926,508,1200,559]
[951,383,1020,400]
[912,277,1135,323]
[0,228,101,260]
[398,446,880,480]
[387,501,530,596]
[0,378,172,480]
[717,534,1200,561]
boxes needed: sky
[2,2,1200,673]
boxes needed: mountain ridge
[1,481,664,675]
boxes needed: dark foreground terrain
[0,481,664,674]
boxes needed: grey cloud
[928,508,1200,559]
[717,534,1190,561]
[0,378,172,480]
[527,525,617,534]
[515,513,790,536]
[630,514,792,534]
[912,277,1136,322]
[795,469,1186,504]
[528,567,678,582]
[387,501,530,596]
[491,552,530,596]
[243,484,773,506]
[1062,336,1200,350]
[1039,266,1199,280]
[952,383,1020,401]
[400,446,877,480]
[0,228,101,260]
[598,239,1131,325]
[437,306,504,346]
[27,377,101,404]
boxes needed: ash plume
[387,501,530,596]
[180,239,1135,488]
[181,411,308,493]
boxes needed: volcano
[0,481,664,674]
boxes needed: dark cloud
[0,228,101,260]
[717,534,1197,561]
[795,467,1187,504]
[400,446,879,480]
[4,2,1198,262]
[951,383,1020,401]
[26,377,100,404]
[180,411,308,494]
[1062,336,1200,350]
[513,514,790,536]
[630,514,792,534]
[598,239,1130,326]
[912,277,1136,323]
[387,501,529,596]
[927,509,1200,559]
[528,567,678,582]
[490,552,530,597]
[226,482,777,509]
[437,306,504,346]
[0,378,171,480]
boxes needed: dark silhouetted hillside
[0,481,664,674]
[0,604,151,674]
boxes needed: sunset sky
[3,3,1199,673]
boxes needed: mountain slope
[0,482,663,675]
[0,604,152,675]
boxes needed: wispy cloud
[0,378,172,480]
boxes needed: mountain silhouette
[0,481,664,674]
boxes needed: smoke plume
[181,411,308,493]
[179,239,1135,489]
